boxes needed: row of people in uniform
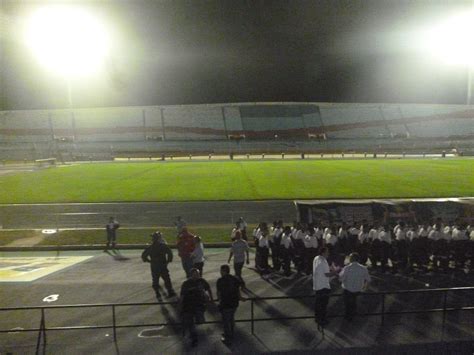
[250,219,474,275]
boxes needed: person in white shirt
[280,226,294,276]
[270,220,283,271]
[394,222,409,273]
[292,223,306,274]
[429,223,443,271]
[451,224,468,270]
[228,230,250,282]
[369,226,382,270]
[338,252,370,321]
[378,225,392,273]
[191,236,205,276]
[236,217,248,240]
[335,223,348,268]
[348,223,360,253]
[313,247,338,327]
[304,228,319,275]
[357,226,370,265]
[257,224,270,273]
[253,223,263,268]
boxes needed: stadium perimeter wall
[1,102,473,160]
[296,198,474,225]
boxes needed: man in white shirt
[339,252,370,321]
[304,230,319,275]
[313,247,338,327]
[228,231,250,282]
[280,226,294,276]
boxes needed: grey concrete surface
[0,200,298,229]
[1,249,473,354]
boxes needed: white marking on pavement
[43,294,59,303]
[138,326,166,338]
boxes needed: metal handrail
[0,286,472,354]
[2,286,472,312]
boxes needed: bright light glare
[24,6,111,77]
[421,10,474,66]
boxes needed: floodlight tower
[421,7,474,105]
[24,5,112,108]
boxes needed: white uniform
[379,230,392,244]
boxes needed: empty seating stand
[0,103,473,160]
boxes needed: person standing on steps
[338,252,370,321]
[313,247,338,328]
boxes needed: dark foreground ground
[1,248,473,355]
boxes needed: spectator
[338,252,370,321]
[179,268,213,347]
[280,226,294,276]
[191,236,205,276]
[174,216,187,236]
[257,223,271,273]
[141,231,176,300]
[313,247,338,328]
[228,230,250,282]
[104,216,120,251]
[270,220,283,271]
[236,216,248,240]
[177,227,195,277]
[216,264,246,346]
[304,228,318,275]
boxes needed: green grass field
[0,159,472,204]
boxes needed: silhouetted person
[228,230,250,282]
[216,264,246,346]
[179,268,213,347]
[177,227,195,277]
[104,216,119,251]
[338,252,370,321]
[141,231,176,300]
[313,247,337,327]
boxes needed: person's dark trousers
[314,288,331,325]
[260,248,269,271]
[106,233,116,249]
[271,245,281,271]
[281,249,291,275]
[181,256,193,277]
[193,262,204,276]
[151,263,174,297]
[234,262,244,280]
[305,248,313,274]
[343,289,359,321]
[182,312,198,343]
[221,307,237,343]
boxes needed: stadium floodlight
[419,9,474,104]
[23,5,111,78]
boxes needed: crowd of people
[105,215,473,347]
[251,219,474,276]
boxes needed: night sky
[1,0,472,110]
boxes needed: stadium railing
[0,286,473,354]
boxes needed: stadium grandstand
[0,102,473,161]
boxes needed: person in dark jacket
[142,231,176,300]
[180,268,213,347]
[104,216,120,251]
[216,264,245,346]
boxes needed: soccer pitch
[0,159,472,204]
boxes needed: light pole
[467,65,473,105]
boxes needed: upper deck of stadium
[1,102,473,160]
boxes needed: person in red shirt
[177,227,196,277]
